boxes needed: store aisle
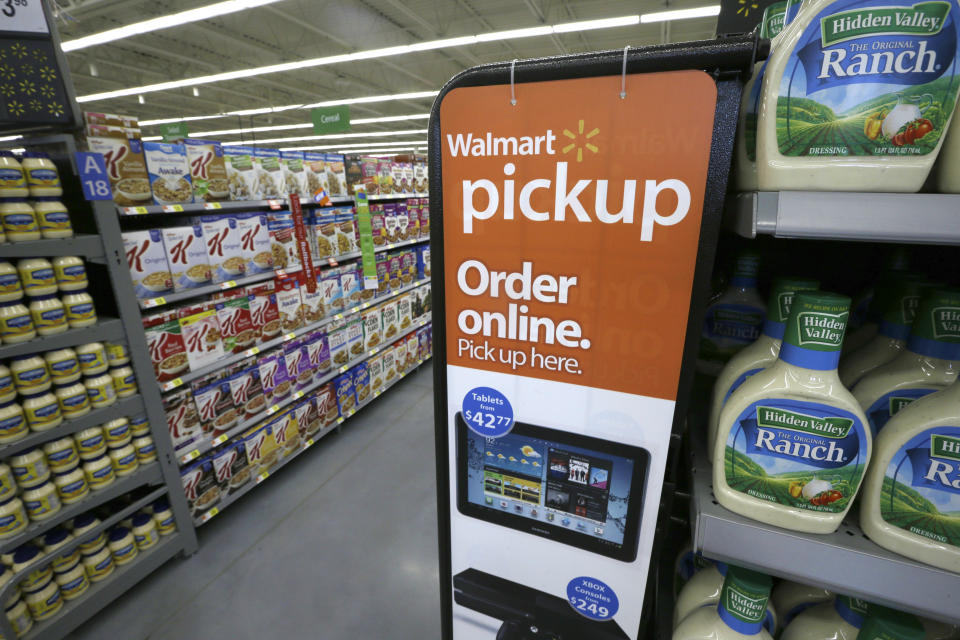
[69,364,440,640]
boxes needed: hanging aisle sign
[431,40,757,640]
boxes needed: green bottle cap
[783,291,851,353]
[766,277,820,324]
[858,605,924,640]
[878,275,926,328]
[718,565,772,629]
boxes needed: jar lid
[0,151,15,158]
[0,301,23,308]
[20,152,48,159]
[152,497,169,513]
[131,514,150,527]
[83,454,107,464]
[71,513,96,529]
[14,446,37,455]
[30,294,56,301]
[65,288,87,295]
[43,528,69,546]
[32,196,62,202]
[12,545,40,564]
[0,197,27,203]
[108,527,129,542]
[9,356,35,362]
[52,468,77,477]
[0,401,15,409]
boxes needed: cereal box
[306,330,330,379]
[334,372,356,415]
[275,276,303,333]
[383,203,398,243]
[313,209,337,259]
[381,301,399,342]
[416,245,430,279]
[215,294,255,353]
[284,339,309,390]
[228,366,265,419]
[405,333,419,369]
[143,142,193,205]
[346,318,364,360]
[253,148,284,200]
[367,355,384,394]
[400,250,416,286]
[280,151,309,200]
[363,307,382,351]
[416,199,429,239]
[87,135,151,207]
[314,382,338,426]
[387,252,402,292]
[413,283,432,323]
[200,216,246,283]
[325,154,347,197]
[247,281,281,342]
[193,379,229,435]
[395,201,411,241]
[352,362,370,405]
[320,268,343,316]
[123,230,172,298]
[84,112,139,130]
[304,152,329,197]
[376,159,393,195]
[297,398,318,439]
[340,266,362,310]
[360,157,379,195]
[184,139,229,203]
[163,225,211,292]
[211,445,238,491]
[369,204,386,247]
[257,352,286,406]
[179,306,225,370]
[397,294,413,332]
[381,346,397,385]
[344,155,363,195]
[267,211,301,272]
[165,388,200,451]
[236,213,274,274]
[271,407,297,452]
[243,422,278,473]
[143,310,187,381]
[334,209,357,256]
[224,146,257,201]
[182,458,219,517]
[375,254,390,298]
[402,162,414,194]
[418,326,430,361]
[328,324,349,369]
[413,157,427,193]
[226,442,251,492]
[300,274,324,325]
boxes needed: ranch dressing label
[881,426,960,547]
[865,386,938,433]
[724,399,869,512]
[777,0,960,156]
[700,254,765,362]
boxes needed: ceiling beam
[374,0,482,67]
[521,0,568,55]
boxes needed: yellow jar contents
[10,355,49,395]
[21,391,62,432]
[152,499,176,536]
[12,547,51,593]
[81,546,114,582]
[110,366,137,398]
[84,374,116,409]
[31,197,72,239]
[0,300,34,344]
[0,263,21,303]
[0,152,27,198]
[5,597,32,637]
[24,579,62,621]
[132,435,156,463]
[17,258,55,297]
[129,416,149,437]
[131,514,159,550]
[0,566,20,608]
[0,365,13,404]
[53,563,88,601]
[54,382,90,419]
[0,498,26,540]
[45,348,80,385]
[42,437,78,472]
[0,401,27,444]
[43,529,79,574]
[51,257,86,292]
[22,481,61,521]
[0,199,39,242]
[62,290,96,328]
[82,455,115,490]
[76,343,107,376]
[72,515,105,554]
[10,448,48,489]
[108,444,138,477]
[75,427,106,460]
[21,152,61,198]
[28,295,67,336]
[107,527,138,566]
[0,465,14,501]
[105,341,130,366]
[52,468,88,505]
[103,418,130,447]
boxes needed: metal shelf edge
[0,319,124,360]
[0,235,104,259]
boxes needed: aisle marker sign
[436,70,720,639]
[75,152,112,201]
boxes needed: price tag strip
[204,203,222,210]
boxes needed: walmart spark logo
[561,120,599,162]
[737,0,760,17]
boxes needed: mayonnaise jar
[131,513,158,550]
[52,468,88,505]
[23,579,62,621]
[54,562,88,601]
[42,529,79,574]
[74,427,105,461]
[51,257,86,292]
[31,197,71,239]
[21,391,61,432]
[41,438,78,473]
[102,418,130,448]
[62,290,95,328]
[72,515,105,554]
[0,498,26,539]
[0,301,34,344]
[107,527,138,565]
[10,355,49,394]
[0,152,27,199]
[132,435,156,464]
[152,499,176,536]
[21,152,60,198]
[84,374,115,409]
[12,547,50,593]
[0,402,27,444]
[80,545,114,583]
[0,366,12,404]
[16,259,55,297]
[129,416,149,438]
[0,565,21,609]
[0,200,39,242]
[22,481,60,521]
[105,342,129,367]
[0,465,14,501]
[4,597,31,637]
[0,263,21,302]
[108,445,137,477]
[28,295,67,336]
[44,348,79,385]
[82,455,114,490]
[54,382,90,419]
[10,449,48,489]
[75,343,107,376]
[110,366,136,397]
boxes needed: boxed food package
[194,379,233,435]
[418,326,430,361]
[416,245,430,279]
[189,369,225,397]
[390,162,404,195]
[397,294,413,331]
[257,352,287,407]
[400,250,416,286]
[212,381,240,435]
[413,283,431,323]
[300,275,324,325]
[383,203,398,244]
[228,365,265,419]
[361,157,379,195]
[313,208,337,259]
[84,112,139,130]
[253,148,284,200]
[395,201,411,241]
[381,300,399,342]
[243,422,279,474]
[122,229,173,298]
[200,216,246,283]
[165,388,200,451]
[282,340,306,391]
[227,442,251,492]
[303,152,329,197]
[87,135,151,207]
[275,276,303,333]
[236,213,274,275]
[387,252,402,292]
[184,139,229,203]
[163,225,211,292]
[143,142,193,205]
[339,266,362,310]
[215,294,255,353]
[182,458,220,517]
[402,162,415,194]
[213,443,250,494]
[352,362,370,405]
[334,372,356,415]
[224,146,256,201]
[87,123,141,141]
[363,307,382,351]
[179,305,225,370]
[369,204,386,247]
[306,330,331,378]
[346,318,364,360]
[413,156,426,193]
[298,397,319,439]
[314,382,338,426]
[272,409,300,457]
[143,310,187,381]
[320,269,343,316]
[280,151,309,200]
[367,354,384,394]
[375,254,390,298]
[344,155,363,196]
[418,200,430,239]
[267,211,301,272]
[328,324,349,369]
[381,346,397,386]
[325,154,347,197]
[405,333,419,369]
[247,281,281,343]
[334,209,357,256]
[377,159,394,195]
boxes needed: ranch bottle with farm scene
[852,289,960,436]
[674,560,781,635]
[755,0,960,192]
[859,375,960,573]
[673,565,775,640]
[713,291,872,534]
[709,276,820,456]
[779,595,869,640]
[699,252,766,376]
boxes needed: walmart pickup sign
[312,106,351,134]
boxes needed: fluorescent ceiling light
[76,16,639,103]
[640,6,720,23]
[222,129,428,146]
[279,139,428,151]
[0,135,22,143]
[62,0,284,52]
[139,113,227,126]
[188,113,428,138]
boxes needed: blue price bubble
[566,576,619,622]
[461,387,514,438]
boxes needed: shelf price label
[327,258,338,267]
[200,507,219,523]
[180,449,200,464]
[268,200,283,210]
[305,438,315,447]
[283,332,296,341]
[266,404,280,416]
[293,391,304,400]
[257,471,270,483]
[219,280,237,290]
[162,204,184,213]
[142,297,166,308]
[213,434,228,446]
[162,378,183,391]
[204,202,222,210]
[124,206,149,215]
[246,346,260,356]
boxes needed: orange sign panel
[441,71,717,400]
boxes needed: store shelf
[0,235,104,259]
[117,197,354,216]
[729,191,960,245]
[0,319,124,360]
[366,193,428,201]
[0,395,144,459]
[689,445,960,624]
[178,317,432,465]
[0,462,162,555]
[160,277,431,392]
[195,354,431,526]
[138,266,302,310]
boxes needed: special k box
[143,310,187,382]
[87,135,150,207]
[163,225,211,292]
[236,213,274,274]
[215,294,255,353]
[200,216,246,283]
[247,282,281,342]
[123,230,172,298]
[178,306,225,370]
[184,139,229,203]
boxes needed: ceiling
[53,0,720,143]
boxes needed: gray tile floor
[69,363,440,640]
